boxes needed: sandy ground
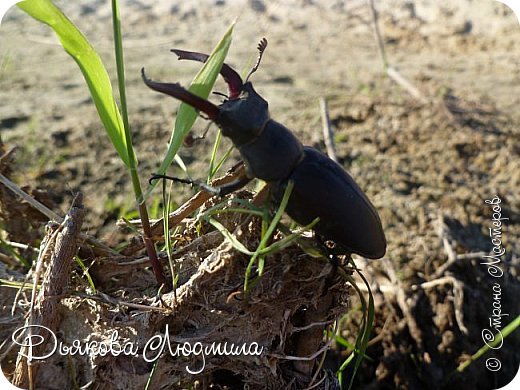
[1,0,519,389]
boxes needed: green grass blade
[328,330,373,361]
[146,22,235,197]
[209,144,235,181]
[162,179,180,299]
[0,279,35,290]
[252,218,320,259]
[208,129,223,182]
[338,269,375,389]
[145,359,160,390]
[17,0,131,166]
[456,313,520,373]
[174,154,190,179]
[208,218,253,255]
[74,256,96,294]
[244,181,294,291]
[198,197,265,220]
[0,238,31,268]
[111,0,136,169]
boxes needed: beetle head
[217,82,269,145]
[142,39,269,144]
[216,38,269,144]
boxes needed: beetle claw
[171,49,243,99]
[141,68,221,121]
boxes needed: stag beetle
[142,39,386,259]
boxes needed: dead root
[1,180,351,389]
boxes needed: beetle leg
[149,174,252,197]
[227,160,246,174]
[213,176,252,196]
[184,122,212,147]
[149,174,221,194]
[171,49,243,99]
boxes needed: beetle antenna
[244,38,267,83]
[213,91,229,99]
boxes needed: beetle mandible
[142,38,386,259]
